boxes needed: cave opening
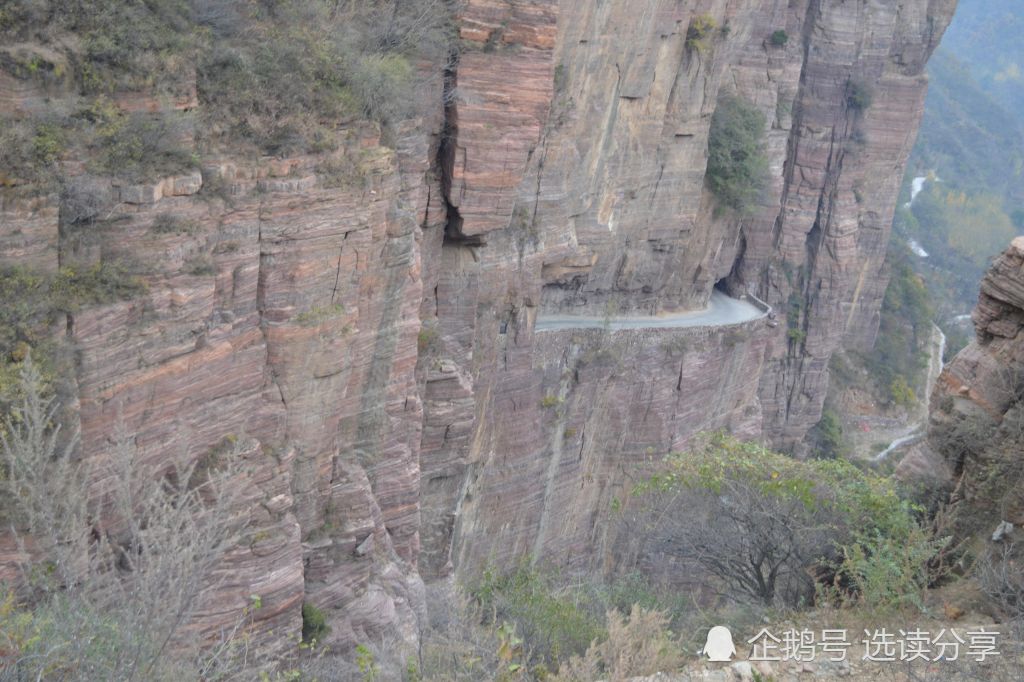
[713,232,750,300]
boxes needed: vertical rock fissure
[437,47,475,246]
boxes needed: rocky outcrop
[0,0,955,663]
[927,237,1024,535]
[726,0,957,451]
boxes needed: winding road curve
[871,324,947,463]
[535,290,768,332]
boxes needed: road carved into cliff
[534,290,768,332]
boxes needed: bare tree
[1,357,252,681]
[623,433,922,610]
[631,472,837,608]
[977,541,1024,623]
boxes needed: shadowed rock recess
[0,0,956,658]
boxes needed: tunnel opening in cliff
[712,230,751,302]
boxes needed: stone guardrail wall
[742,292,773,315]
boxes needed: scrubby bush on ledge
[706,96,768,214]
[2,101,196,186]
[301,602,330,645]
[770,29,789,46]
[1,1,456,166]
[0,118,66,187]
[471,562,606,670]
[196,1,454,154]
[846,77,874,112]
[686,13,718,54]
[89,103,197,181]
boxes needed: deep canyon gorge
[0,0,961,662]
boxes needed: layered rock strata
[1,108,441,654]
[0,0,956,659]
[419,0,956,588]
[927,237,1024,534]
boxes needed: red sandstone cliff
[0,0,956,659]
[927,237,1024,536]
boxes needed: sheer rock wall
[0,0,955,657]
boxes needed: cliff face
[0,0,955,658]
[420,0,954,574]
[0,124,441,655]
[727,0,957,449]
[927,237,1024,536]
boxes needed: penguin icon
[701,625,736,662]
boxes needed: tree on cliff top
[706,96,769,214]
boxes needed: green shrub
[836,525,945,612]
[50,262,146,312]
[295,303,345,327]
[348,53,414,125]
[0,262,144,418]
[302,602,330,644]
[686,14,718,54]
[0,118,67,186]
[91,107,195,182]
[0,1,196,93]
[470,563,606,669]
[846,78,874,112]
[355,643,379,681]
[417,325,440,353]
[0,262,143,353]
[5,0,451,157]
[151,213,197,235]
[197,1,451,153]
[185,255,216,277]
[889,374,917,408]
[706,96,768,213]
[809,408,846,460]
[0,267,59,419]
[198,35,360,155]
[552,605,683,682]
[0,267,52,352]
[79,2,195,90]
[770,29,789,46]
[31,122,66,164]
[0,122,35,186]
[540,395,562,409]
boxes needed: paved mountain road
[535,290,768,332]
